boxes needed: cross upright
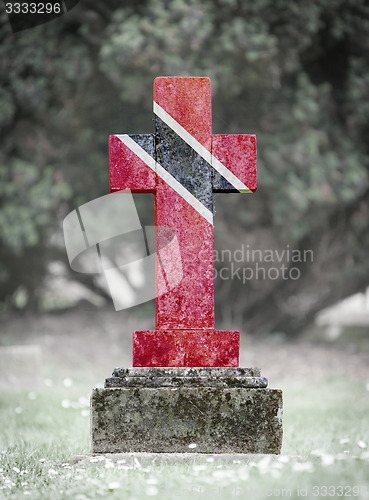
[109,77,257,367]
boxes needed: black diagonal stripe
[213,172,237,192]
[128,134,155,158]
[154,117,213,213]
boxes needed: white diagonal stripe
[116,135,213,225]
[116,134,156,171]
[153,101,252,193]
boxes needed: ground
[1,304,369,499]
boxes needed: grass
[1,377,369,499]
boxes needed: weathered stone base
[91,368,283,454]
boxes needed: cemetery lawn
[1,309,369,499]
[0,378,368,498]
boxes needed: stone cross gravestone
[110,77,255,367]
[91,77,283,454]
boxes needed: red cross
[109,77,256,367]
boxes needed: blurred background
[1,0,369,384]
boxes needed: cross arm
[212,134,257,193]
[109,134,156,193]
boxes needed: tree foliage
[1,0,369,333]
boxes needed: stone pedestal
[91,368,283,454]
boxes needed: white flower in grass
[193,464,207,472]
[292,462,314,472]
[272,461,283,470]
[321,454,335,467]
[146,486,159,496]
[339,438,349,444]
[15,407,22,414]
[13,467,20,474]
[238,468,249,481]
[108,482,121,491]
[24,491,31,496]
[90,458,99,463]
[146,477,158,485]
[48,469,58,477]
[271,468,281,479]
[81,410,89,417]
[256,455,272,474]
[311,449,325,457]
[117,465,130,470]
[206,457,214,463]
[116,459,126,464]
[63,378,73,387]
[358,440,367,449]
[4,477,14,487]
[78,396,89,407]
[61,400,70,409]
[212,469,228,479]
[188,443,197,449]
[104,461,114,469]
[39,459,46,463]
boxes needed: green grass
[1,378,369,499]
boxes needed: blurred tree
[0,0,368,334]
